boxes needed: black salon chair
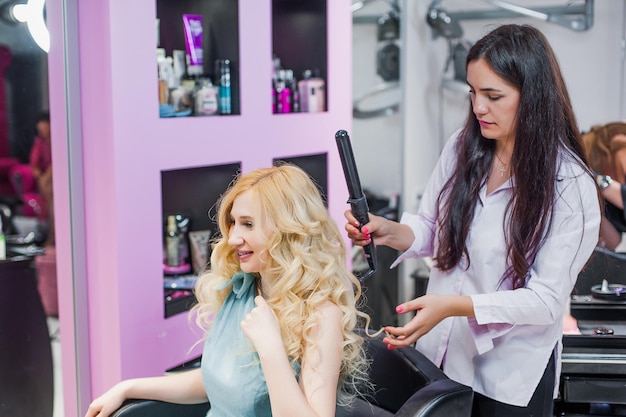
[574,246,626,295]
[111,400,209,417]
[110,330,473,417]
[336,330,473,417]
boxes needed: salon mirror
[0,0,56,415]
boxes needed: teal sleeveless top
[201,272,271,417]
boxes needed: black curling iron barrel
[335,129,377,280]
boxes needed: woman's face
[36,120,51,140]
[227,190,271,276]
[467,58,520,144]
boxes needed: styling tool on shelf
[335,129,377,281]
[591,279,626,301]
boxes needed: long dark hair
[435,24,588,289]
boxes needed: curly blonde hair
[192,164,371,406]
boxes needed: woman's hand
[382,295,474,349]
[344,211,387,247]
[240,296,284,356]
[84,381,129,417]
[344,210,415,252]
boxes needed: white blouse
[392,131,601,406]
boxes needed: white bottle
[194,79,219,116]
[0,215,6,261]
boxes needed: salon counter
[555,296,626,416]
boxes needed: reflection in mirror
[352,0,400,120]
[6,0,50,52]
[0,1,60,416]
[351,0,403,329]
[351,0,402,195]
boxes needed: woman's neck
[257,276,271,299]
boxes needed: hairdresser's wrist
[446,295,475,318]
[381,220,415,252]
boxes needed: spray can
[216,59,232,115]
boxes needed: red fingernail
[364,234,371,239]
[387,344,394,350]
[396,306,404,313]
[362,227,369,234]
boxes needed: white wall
[352,0,626,304]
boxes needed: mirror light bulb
[11,0,49,53]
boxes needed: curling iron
[335,129,377,281]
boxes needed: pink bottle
[298,69,325,112]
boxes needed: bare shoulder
[314,300,343,322]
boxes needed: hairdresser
[345,24,600,417]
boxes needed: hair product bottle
[194,78,218,116]
[0,215,6,260]
[288,69,300,113]
[298,69,326,112]
[272,54,281,113]
[216,59,232,115]
[277,69,292,113]
[182,14,204,77]
[165,215,180,267]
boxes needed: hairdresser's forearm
[378,219,416,252]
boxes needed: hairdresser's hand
[344,210,415,252]
[84,381,129,417]
[382,295,474,349]
[241,296,284,356]
[344,211,386,246]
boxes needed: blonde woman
[85,164,370,417]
